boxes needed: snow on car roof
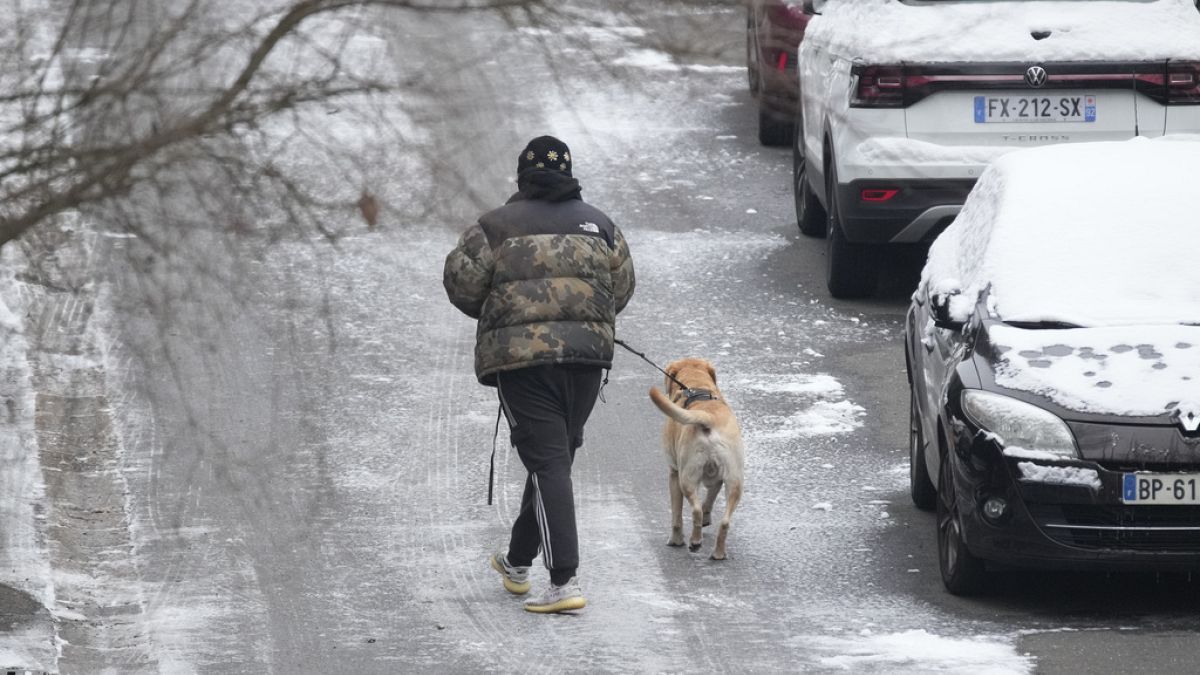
[805,0,1200,63]
[921,137,1200,327]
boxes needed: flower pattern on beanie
[517,136,572,177]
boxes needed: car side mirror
[801,0,823,15]
[931,292,965,331]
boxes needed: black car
[905,140,1200,595]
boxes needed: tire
[758,105,793,146]
[937,447,987,595]
[824,160,879,298]
[909,389,937,511]
[793,122,826,237]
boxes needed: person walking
[443,135,635,613]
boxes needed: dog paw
[667,539,685,547]
[688,543,701,553]
[709,552,726,561]
[702,514,712,527]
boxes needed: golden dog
[649,358,745,560]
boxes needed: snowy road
[3,2,1200,673]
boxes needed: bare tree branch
[0,0,558,249]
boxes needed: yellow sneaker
[490,552,531,595]
[523,578,586,614]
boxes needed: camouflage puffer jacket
[444,196,635,386]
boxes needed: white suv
[794,0,1200,298]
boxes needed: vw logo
[1025,65,1048,88]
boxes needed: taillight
[1167,61,1200,104]
[861,189,899,202]
[761,48,794,72]
[1135,61,1200,105]
[851,65,905,108]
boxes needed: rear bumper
[835,179,976,244]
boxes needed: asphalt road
[4,2,1200,673]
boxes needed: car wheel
[937,447,986,595]
[759,106,793,146]
[824,160,879,298]
[746,10,760,96]
[909,389,936,511]
[793,123,826,237]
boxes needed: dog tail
[649,387,714,430]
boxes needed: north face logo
[579,222,599,234]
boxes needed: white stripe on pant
[499,375,554,569]
[532,474,554,569]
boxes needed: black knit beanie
[517,135,572,177]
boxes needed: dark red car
[745,0,811,146]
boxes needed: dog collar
[680,388,717,409]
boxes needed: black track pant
[496,365,602,585]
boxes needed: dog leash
[489,405,501,506]
[489,340,699,504]
[614,338,690,392]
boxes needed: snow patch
[0,246,54,616]
[519,25,648,41]
[809,629,1033,674]
[0,641,51,673]
[613,48,745,74]
[734,373,867,440]
[50,607,89,622]
[1017,462,1102,490]
[735,373,844,397]
[1002,446,1072,462]
[768,400,866,437]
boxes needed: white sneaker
[490,551,530,595]
[523,577,586,614]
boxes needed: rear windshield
[900,0,1160,3]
